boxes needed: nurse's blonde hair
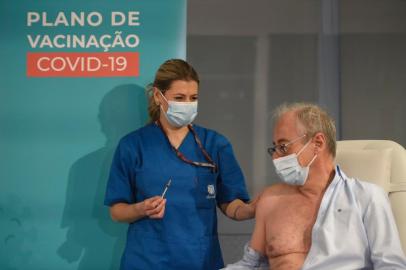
[273,102,337,157]
[147,59,200,122]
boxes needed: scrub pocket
[195,173,217,209]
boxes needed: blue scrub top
[104,123,250,270]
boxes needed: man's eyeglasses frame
[267,134,307,156]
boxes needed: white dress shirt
[223,166,406,270]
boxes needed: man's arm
[364,185,406,269]
[221,192,270,270]
[250,195,268,255]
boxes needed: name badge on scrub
[206,184,216,199]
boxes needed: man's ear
[313,132,326,154]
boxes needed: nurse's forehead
[167,80,198,93]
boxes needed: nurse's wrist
[133,202,146,219]
[225,199,244,220]
[232,205,242,220]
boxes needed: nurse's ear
[153,87,162,106]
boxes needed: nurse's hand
[142,196,166,219]
[221,191,264,221]
[239,191,264,219]
[244,192,262,217]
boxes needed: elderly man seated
[223,103,406,270]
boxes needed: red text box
[27,52,139,77]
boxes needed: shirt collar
[335,165,347,182]
[322,165,345,194]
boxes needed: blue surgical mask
[159,91,198,127]
[272,140,317,186]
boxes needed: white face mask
[159,91,198,127]
[272,140,317,186]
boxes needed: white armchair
[335,140,406,252]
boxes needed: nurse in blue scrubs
[104,59,257,270]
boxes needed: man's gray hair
[273,102,337,157]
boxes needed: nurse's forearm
[110,202,146,223]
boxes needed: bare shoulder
[256,183,295,214]
[260,183,295,198]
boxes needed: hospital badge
[206,184,216,199]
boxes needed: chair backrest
[335,140,406,252]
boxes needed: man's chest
[264,196,321,257]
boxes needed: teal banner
[0,1,186,269]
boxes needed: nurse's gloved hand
[225,191,264,221]
[142,196,166,219]
[243,192,262,219]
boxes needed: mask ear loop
[157,90,169,116]
[297,139,318,167]
[297,139,312,156]
[157,90,169,104]
[307,153,317,167]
